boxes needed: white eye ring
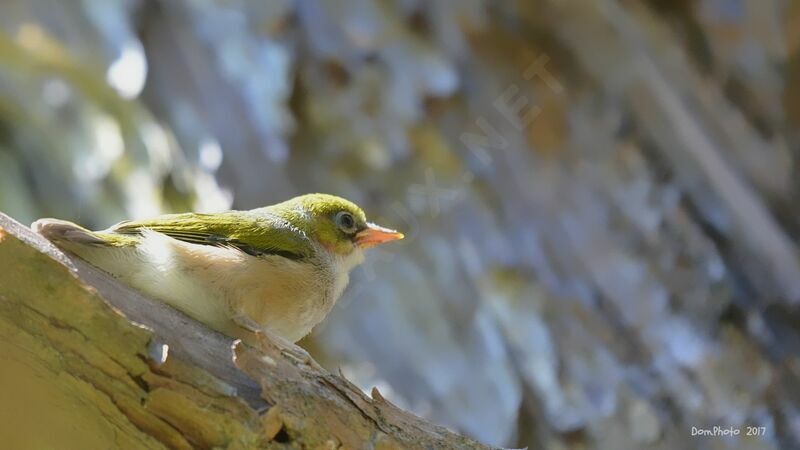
[335,211,357,233]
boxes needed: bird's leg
[261,328,324,370]
[231,313,321,368]
[230,314,265,343]
[231,314,262,333]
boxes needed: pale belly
[73,230,348,343]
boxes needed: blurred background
[1,1,799,449]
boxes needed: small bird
[32,193,403,343]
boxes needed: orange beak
[355,222,404,249]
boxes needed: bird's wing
[108,211,311,260]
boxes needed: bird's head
[273,193,404,257]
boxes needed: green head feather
[265,193,369,255]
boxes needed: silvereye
[32,193,403,343]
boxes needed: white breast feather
[77,230,365,342]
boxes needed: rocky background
[1,1,798,449]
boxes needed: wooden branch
[0,212,494,449]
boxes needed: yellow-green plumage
[32,193,402,343]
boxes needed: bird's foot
[230,314,323,369]
[260,328,323,371]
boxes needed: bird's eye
[335,211,357,234]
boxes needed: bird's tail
[31,219,141,282]
[31,218,108,246]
